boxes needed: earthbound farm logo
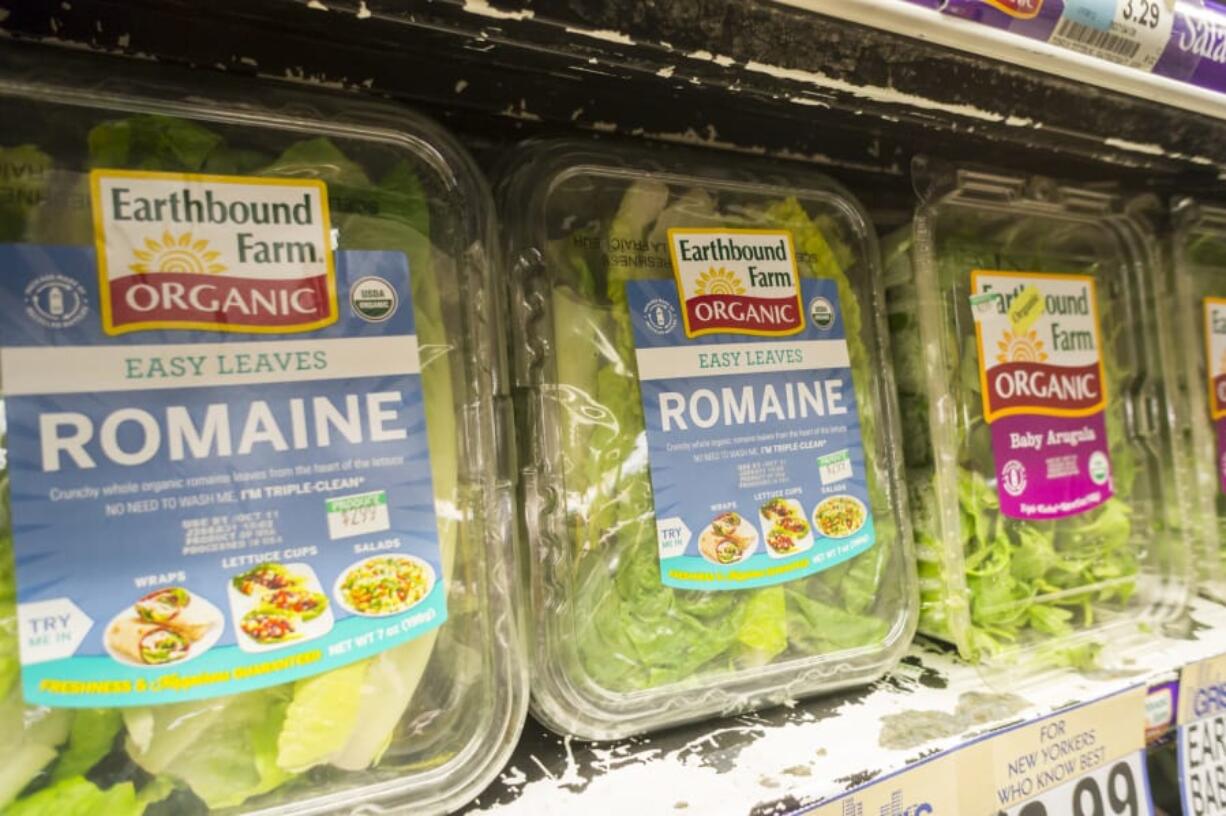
[1205,298,1226,420]
[668,228,803,338]
[972,272,1107,422]
[90,169,337,335]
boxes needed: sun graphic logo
[130,231,226,276]
[996,328,1049,364]
[692,267,746,297]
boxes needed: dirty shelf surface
[465,597,1225,815]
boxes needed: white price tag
[805,750,958,815]
[1048,0,1175,71]
[998,751,1151,816]
[807,687,1150,816]
[1177,653,1226,816]
[1178,715,1226,816]
[818,449,853,485]
[325,490,390,540]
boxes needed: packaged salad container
[1171,198,1226,600]
[884,163,1191,667]
[0,43,524,814]
[501,141,918,740]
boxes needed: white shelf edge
[774,0,1226,125]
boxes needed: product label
[804,750,959,815]
[930,0,1226,99]
[1146,680,1179,743]
[972,271,1114,520]
[1175,4,1226,70]
[981,686,1150,816]
[91,170,337,334]
[1177,652,1226,816]
[668,228,804,337]
[1204,298,1226,494]
[1047,0,1175,71]
[5,173,445,708]
[803,685,1151,816]
[629,230,875,592]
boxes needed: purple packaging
[901,0,1226,95]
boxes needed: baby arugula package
[0,44,524,815]
[884,164,1190,668]
[502,141,917,740]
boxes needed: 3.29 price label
[998,753,1148,816]
[1047,0,1174,72]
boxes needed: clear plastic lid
[0,43,524,814]
[884,162,1190,668]
[1171,198,1226,600]
[501,140,918,740]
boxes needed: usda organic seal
[350,276,398,323]
[1089,450,1110,485]
[808,296,835,330]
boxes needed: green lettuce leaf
[329,632,441,771]
[0,145,53,241]
[50,709,123,782]
[4,777,140,816]
[735,586,787,663]
[124,689,291,809]
[276,661,368,772]
[88,116,223,172]
[0,687,72,808]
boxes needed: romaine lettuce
[544,175,900,697]
[0,114,459,812]
[4,777,141,816]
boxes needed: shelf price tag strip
[1177,651,1226,816]
[801,685,1152,816]
[896,0,1226,102]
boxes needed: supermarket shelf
[1,6,1224,816]
[5,0,1226,185]
[784,0,1226,125]
[461,597,1226,815]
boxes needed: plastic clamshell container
[502,140,918,740]
[884,163,1191,668]
[0,43,524,815]
[1171,198,1226,601]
